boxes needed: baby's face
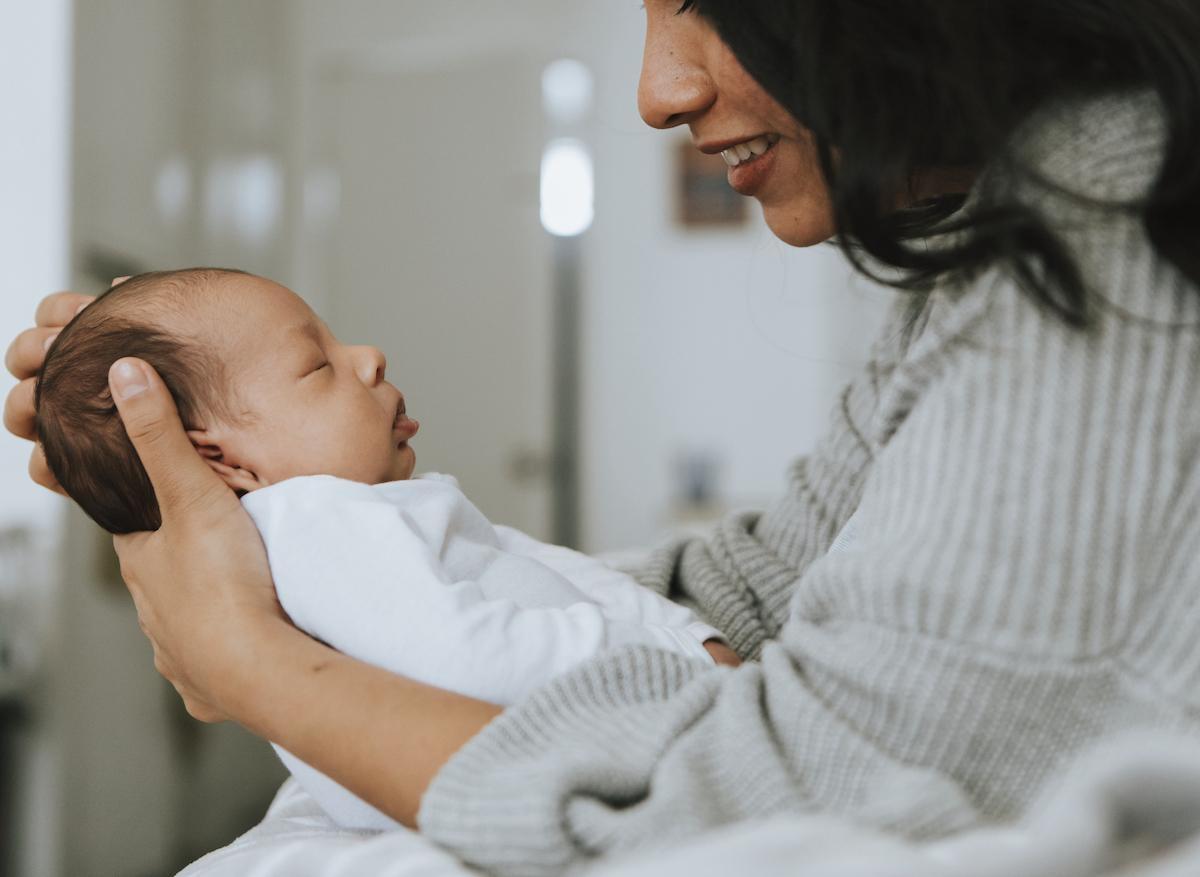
[189,275,418,490]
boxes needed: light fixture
[540,138,594,238]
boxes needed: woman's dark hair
[682,0,1200,326]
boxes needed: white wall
[0,0,73,535]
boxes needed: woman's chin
[760,201,837,248]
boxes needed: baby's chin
[383,443,417,483]
[253,445,416,489]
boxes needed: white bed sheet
[176,779,479,877]
[181,732,1200,877]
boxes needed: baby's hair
[36,268,250,534]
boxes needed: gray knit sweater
[418,91,1200,876]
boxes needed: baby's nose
[356,346,386,386]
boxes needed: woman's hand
[106,356,287,722]
[4,290,96,494]
[705,639,742,667]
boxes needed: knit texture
[418,90,1200,876]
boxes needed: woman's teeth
[721,134,781,167]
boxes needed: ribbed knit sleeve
[418,91,1200,876]
[616,292,921,659]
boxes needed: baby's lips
[394,414,420,441]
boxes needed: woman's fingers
[704,640,742,667]
[107,358,237,526]
[5,291,95,502]
[106,354,283,727]
[34,291,94,329]
[28,443,67,496]
[4,325,62,380]
[3,377,37,441]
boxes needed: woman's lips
[727,140,779,196]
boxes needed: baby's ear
[186,430,270,494]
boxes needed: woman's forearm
[228,617,502,827]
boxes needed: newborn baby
[36,268,726,830]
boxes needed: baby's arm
[494,524,727,647]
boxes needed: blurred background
[0,2,890,874]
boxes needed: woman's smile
[698,132,783,196]
[723,134,781,196]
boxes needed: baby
[36,268,730,830]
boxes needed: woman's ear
[186,430,271,494]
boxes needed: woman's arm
[223,618,500,826]
[104,356,500,827]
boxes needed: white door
[320,53,555,538]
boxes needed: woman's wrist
[217,615,335,739]
[219,616,502,826]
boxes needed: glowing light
[540,139,594,237]
[203,154,283,246]
[541,59,593,125]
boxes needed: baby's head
[36,269,419,533]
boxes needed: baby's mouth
[393,398,420,446]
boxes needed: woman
[6,0,1200,874]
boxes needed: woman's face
[638,1,835,247]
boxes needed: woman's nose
[353,346,387,387]
[637,10,716,130]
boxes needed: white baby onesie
[242,473,721,830]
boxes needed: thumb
[109,358,234,526]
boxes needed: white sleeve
[494,524,725,646]
[243,477,713,710]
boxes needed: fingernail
[111,360,149,399]
[43,333,59,352]
[75,302,91,316]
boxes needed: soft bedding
[176,780,479,877]
[180,732,1200,877]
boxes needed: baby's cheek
[349,430,399,483]
[292,427,366,481]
